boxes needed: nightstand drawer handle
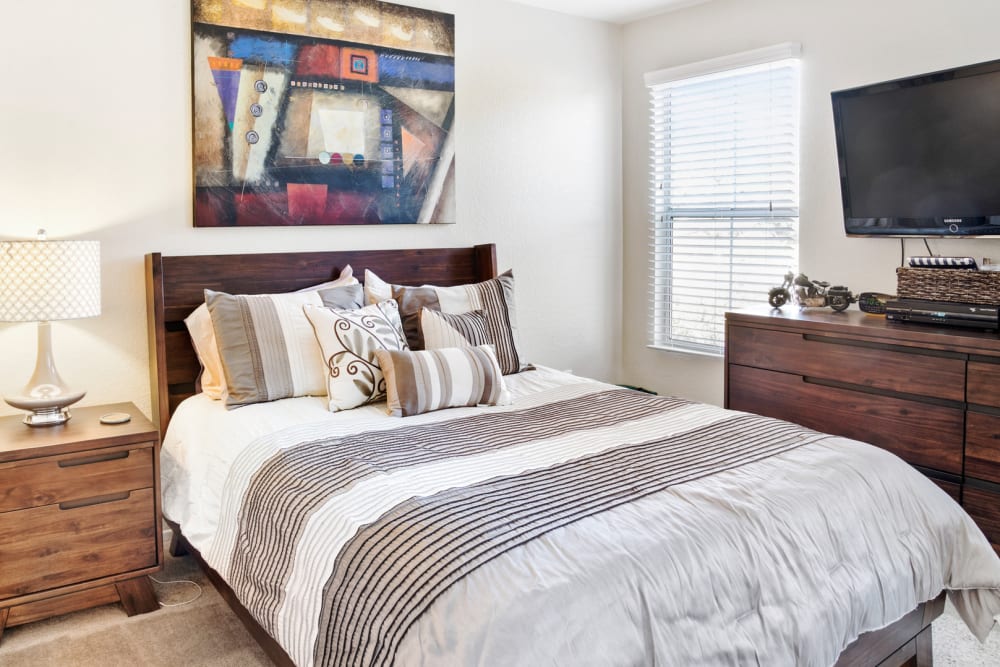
[59,492,131,510]
[58,451,130,468]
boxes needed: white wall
[622,0,1000,405]
[0,0,623,419]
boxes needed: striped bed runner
[226,389,826,666]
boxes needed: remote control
[858,292,894,314]
[907,256,978,270]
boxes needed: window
[646,44,801,355]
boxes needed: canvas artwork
[191,0,455,226]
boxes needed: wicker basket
[896,267,1000,305]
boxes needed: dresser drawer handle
[58,451,130,468]
[59,492,131,510]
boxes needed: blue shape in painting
[230,36,297,65]
[381,160,395,175]
[381,109,393,125]
[380,126,393,141]
[210,68,242,129]
[382,175,395,189]
[381,143,394,159]
[379,56,455,89]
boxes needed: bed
[145,244,1000,667]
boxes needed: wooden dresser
[725,308,1000,554]
[0,403,161,641]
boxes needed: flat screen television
[832,58,1000,236]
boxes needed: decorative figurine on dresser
[768,271,856,311]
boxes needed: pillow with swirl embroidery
[304,300,409,412]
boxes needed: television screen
[832,58,1000,236]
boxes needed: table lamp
[0,231,101,426]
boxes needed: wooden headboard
[145,244,497,435]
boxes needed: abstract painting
[191,0,455,226]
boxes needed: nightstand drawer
[0,488,157,599]
[0,446,153,513]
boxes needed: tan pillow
[185,265,356,400]
[375,345,511,417]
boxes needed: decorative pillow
[375,345,511,417]
[420,308,492,349]
[364,269,525,375]
[206,289,329,408]
[304,300,409,412]
[185,266,356,400]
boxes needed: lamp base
[3,321,86,427]
[4,392,84,427]
[22,406,73,427]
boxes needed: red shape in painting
[287,184,329,222]
[297,44,342,78]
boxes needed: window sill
[646,344,723,359]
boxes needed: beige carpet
[0,552,270,667]
[0,552,997,666]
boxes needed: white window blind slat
[647,49,801,356]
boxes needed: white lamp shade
[0,240,101,322]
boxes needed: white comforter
[161,367,1000,666]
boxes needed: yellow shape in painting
[317,16,346,32]
[273,4,307,24]
[391,24,414,41]
[233,0,267,9]
[354,9,380,27]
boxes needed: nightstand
[0,403,161,642]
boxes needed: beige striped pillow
[186,265,357,400]
[206,289,329,408]
[375,345,511,417]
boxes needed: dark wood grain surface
[966,411,1000,483]
[727,364,965,473]
[0,488,157,599]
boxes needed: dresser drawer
[963,487,1000,551]
[728,365,965,474]
[0,446,153,514]
[727,326,966,402]
[966,411,1000,484]
[968,361,1000,408]
[0,488,157,600]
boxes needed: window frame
[645,43,802,356]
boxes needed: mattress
[161,367,1000,666]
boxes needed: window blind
[646,45,801,355]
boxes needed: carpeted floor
[0,552,997,666]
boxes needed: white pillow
[304,300,409,412]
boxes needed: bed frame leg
[913,624,933,667]
[168,530,189,557]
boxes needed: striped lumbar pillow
[304,300,409,412]
[375,345,511,417]
[420,308,492,350]
[206,289,330,408]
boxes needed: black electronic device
[885,298,999,330]
[832,57,1000,237]
[858,292,894,314]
